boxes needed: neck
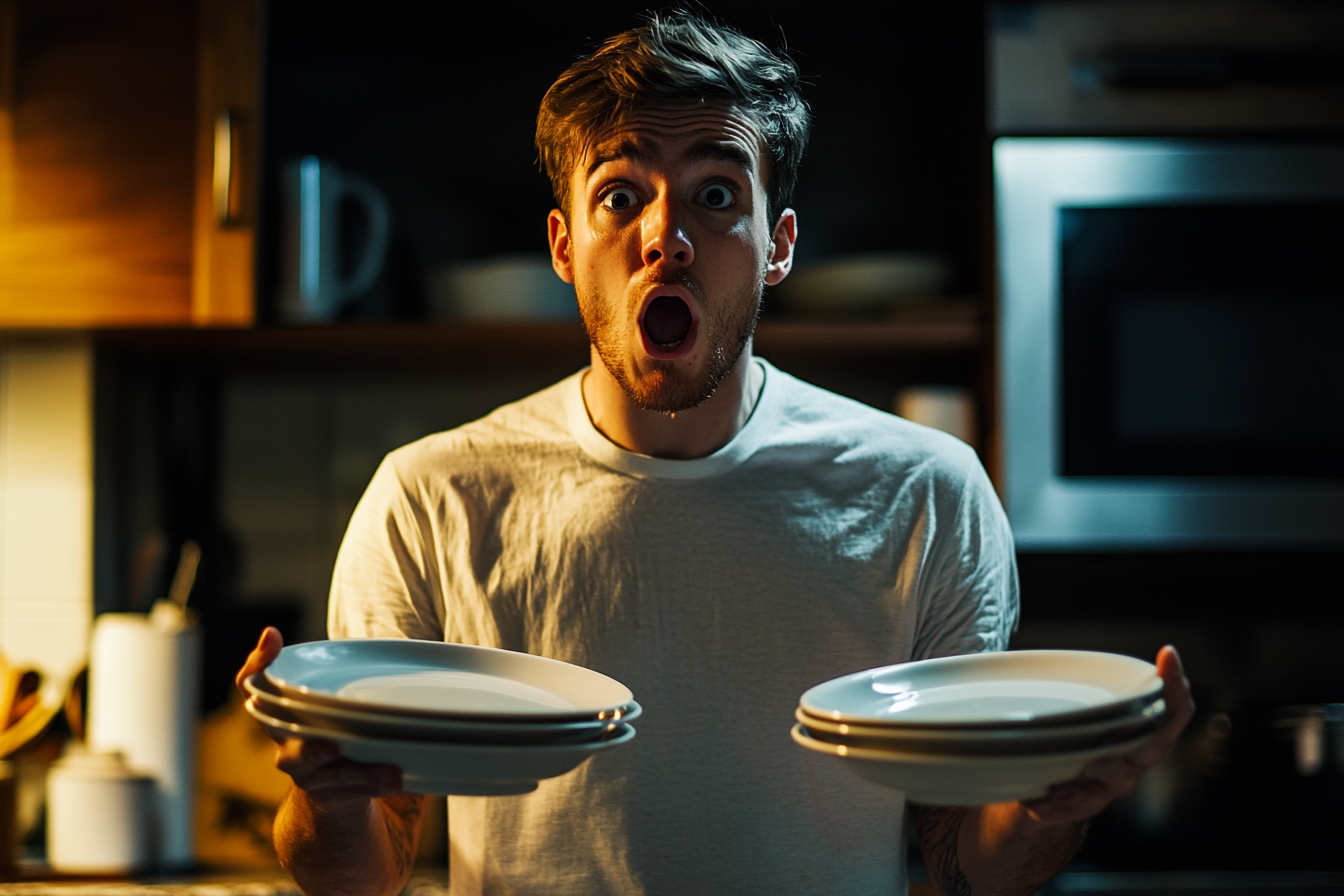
[581,344,762,460]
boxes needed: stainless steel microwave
[995,139,1344,548]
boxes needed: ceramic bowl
[244,673,639,744]
[245,697,635,796]
[265,639,634,722]
[791,723,1160,805]
[799,650,1163,728]
[795,698,1165,756]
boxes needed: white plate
[791,723,1160,805]
[796,698,1165,756]
[244,673,640,744]
[800,650,1163,728]
[245,697,635,796]
[265,639,634,722]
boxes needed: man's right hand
[237,628,427,896]
[236,627,404,805]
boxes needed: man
[238,12,1193,896]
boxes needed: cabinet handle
[213,109,239,226]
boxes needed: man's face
[548,103,795,414]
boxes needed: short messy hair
[536,10,811,219]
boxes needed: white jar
[46,750,155,874]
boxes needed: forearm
[275,787,425,896]
[912,802,1085,896]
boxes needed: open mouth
[642,295,693,347]
[639,294,697,359]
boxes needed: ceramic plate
[796,698,1165,756]
[791,723,1161,805]
[245,697,635,796]
[244,673,639,744]
[264,639,634,722]
[799,650,1163,728]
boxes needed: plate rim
[795,698,1165,743]
[245,695,637,755]
[790,721,1161,767]
[245,673,641,734]
[799,649,1163,728]
[264,638,635,721]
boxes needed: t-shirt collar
[563,358,779,480]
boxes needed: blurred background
[1,0,1343,887]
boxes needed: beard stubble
[577,270,763,415]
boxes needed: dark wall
[260,1,988,319]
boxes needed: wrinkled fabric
[329,359,1018,896]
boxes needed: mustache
[637,269,705,303]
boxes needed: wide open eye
[602,188,637,211]
[697,184,735,210]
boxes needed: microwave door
[996,139,1344,548]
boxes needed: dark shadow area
[258,1,988,322]
[1017,550,1344,871]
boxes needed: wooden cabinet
[192,0,259,326]
[0,0,258,327]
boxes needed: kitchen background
[2,0,1343,885]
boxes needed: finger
[273,737,403,794]
[235,627,284,694]
[235,629,271,692]
[1018,652,1196,826]
[1157,645,1196,726]
[1113,645,1196,769]
[274,736,341,775]
[294,762,401,796]
[1125,733,1180,772]
[1077,754,1140,791]
[288,757,403,798]
[1021,777,1112,824]
[1103,728,1178,781]
[300,783,395,806]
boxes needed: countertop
[0,870,451,895]
[7,869,1342,895]
[1046,870,1344,895]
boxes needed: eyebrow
[584,138,756,179]
[682,141,755,173]
[586,138,654,178]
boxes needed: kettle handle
[337,174,392,302]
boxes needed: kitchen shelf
[757,301,981,355]
[91,300,982,377]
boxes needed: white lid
[52,748,155,782]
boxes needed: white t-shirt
[328,358,1018,896]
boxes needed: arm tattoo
[381,794,426,878]
[910,804,973,896]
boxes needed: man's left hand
[1021,644,1195,825]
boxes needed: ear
[764,209,797,287]
[548,209,575,284]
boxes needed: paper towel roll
[87,604,201,869]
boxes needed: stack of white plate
[792,650,1166,805]
[243,639,638,796]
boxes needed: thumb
[236,626,284,694]
[1156,644,1196,729]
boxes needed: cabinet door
[0,0,196,326]
[192,0,259,326]
[0,0,258,327]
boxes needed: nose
[641,192,694,269]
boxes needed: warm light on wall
[0,338,93,680]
